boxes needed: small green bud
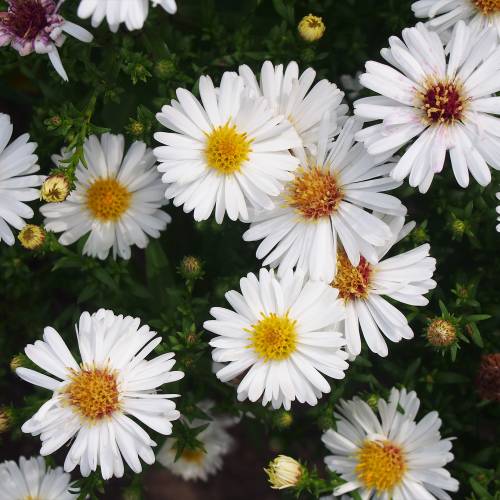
[155,59,176,80]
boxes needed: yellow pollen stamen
[418,79,467,126]
[473,0,500,15]
[64,368,120,422]
[247,312,298,362]
[332,251,372,301]
[205,123,252,174]
[356,440,406,493]
[181,448,205,464]
[287,166,343,220]
[85,178,131,222]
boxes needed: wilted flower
[265,455,303,490]
[477,354,500,402]
[427,318,457,347]
[298,14,325,42]
[0,0,93,81]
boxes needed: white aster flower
[238,60,348,152]
[41,133,170,260]
[322,387,459,499]
[354,21,500,193]
[243,116,406,283]
[0,0,93,81]
[154,72,301,223]
[77,0,177,32]
[16,309,184,479]
[331,215,436,357]
[412,0,500,37]
[0,113,43,246]
[157,405,234,481]
[0,456,78,500]
[496,192,500,231]
[205,268,349,410]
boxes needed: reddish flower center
[420,81,465,125]
[1,0,54,40]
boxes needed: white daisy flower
[204,268,349,410]
[157,404,234,481]
[0,113,43,246]
[0,456,78,500]
[40,133,170,260]
[354,21,500,193]
[77,0,177,32]
[412,0,500,37]
[238,60,348,152]
[16,309,184,479]
[322,387,459,499]
[154,72,302,223]
[496,192,500,231]
[331,215,436,357]
[0,0,93,81]
[243,116,406,283]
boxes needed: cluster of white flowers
[3,0,500,498]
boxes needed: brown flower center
[332,251,372,301]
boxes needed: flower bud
[155,58,176,80]
[298,14,325,42]
[0,408,12,434]
[179,256,203,280]
[265,455,303,490]
[273,410,293,429]
[41,174,70,203]
[426,319,457,347]
[10,354,26,372]
[18,224,46,250]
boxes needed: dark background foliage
[0,0,499,498]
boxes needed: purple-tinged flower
[0,0,93,81]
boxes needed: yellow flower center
[356,440,406,493]
[332,251,372,301]
[85,178,131,222]
[205,123,252,174]
[181,448,205,464]
[287,166,343,220]
[64,368,120,422]
[473,0,500,14]
[248,313,298,362]
[419,80,466,125]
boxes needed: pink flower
[0,0,93,81]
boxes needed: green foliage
[0,0,499,498]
